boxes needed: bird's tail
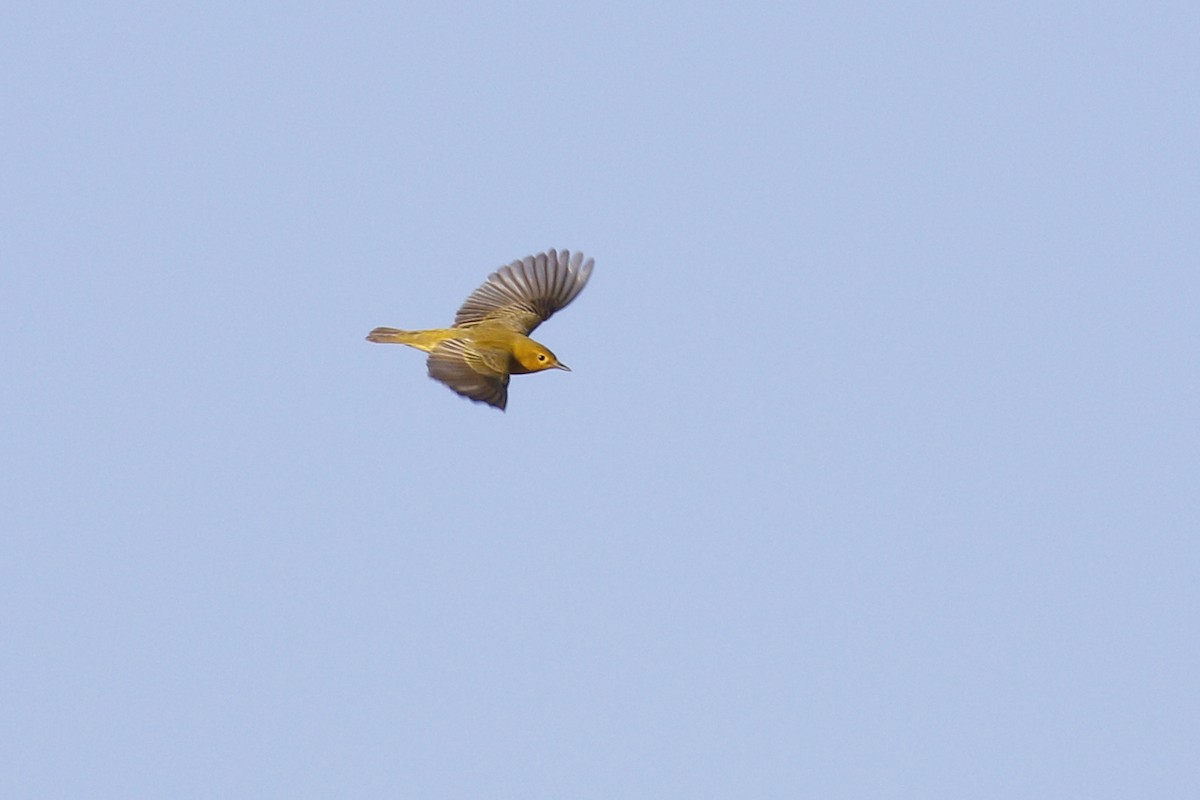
[365,327,454,352]
[366,327,416,344]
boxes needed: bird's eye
[538,354,547,361]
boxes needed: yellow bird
[367,248,594,411]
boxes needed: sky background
[3,2,1198,797]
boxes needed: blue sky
[3,2,1197,797]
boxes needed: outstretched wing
[426,338,511,410]
[453,249,594,335]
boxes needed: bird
[366,248,594,411]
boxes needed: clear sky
[3,2,1197,797]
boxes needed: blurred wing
[426,338,510,410]
[453,249,594,335]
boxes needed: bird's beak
[555,363,571,371]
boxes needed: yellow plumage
[367,249,594,411]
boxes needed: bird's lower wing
[426,339,510,410]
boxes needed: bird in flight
[367,248,594,411]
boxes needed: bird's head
[514,342,570,374]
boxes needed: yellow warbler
[367,249,594,410]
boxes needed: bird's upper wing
[453,249,594,335]
[426,338,511,410]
